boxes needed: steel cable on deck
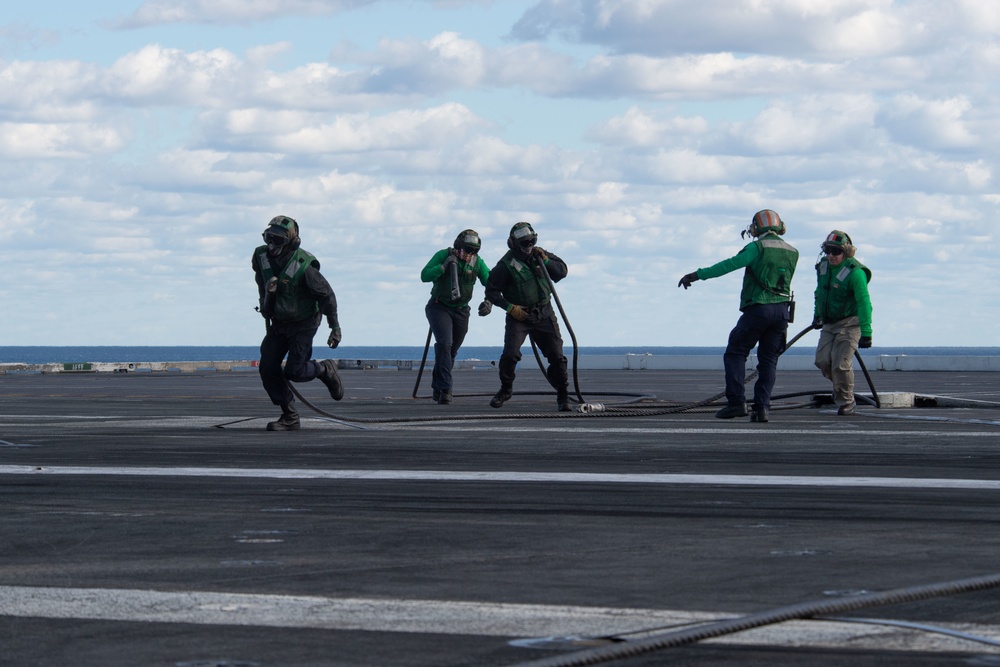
[286,324,855,425]
[506,572,1000,667]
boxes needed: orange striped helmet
[749,209,785,236]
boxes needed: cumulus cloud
[734,95,879,154]
[588,107,709,146]
[877,94,979,150]
[511,0,965,59]
[0,122,126,158]
[256,104,486,152]
[115,0,378,28]
[2,0,999,346]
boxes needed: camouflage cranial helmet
[507,222,537,251]
[262,215,301,253]
[453,229,482,253]
[822,229,855,258]
[749,209,786,236]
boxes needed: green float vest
[815,257,871,322]
[255,246,320,322]
[500,251,552,307]
[740,236,799,310]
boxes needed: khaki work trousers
[814,316,861,407]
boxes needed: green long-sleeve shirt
[420,249,490,308]
[695,233,799,311]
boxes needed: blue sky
[2,0,998,347]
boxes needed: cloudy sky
[3,0,998,349]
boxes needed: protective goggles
[264,232,290,246]
[823,246,844,256]
[458,233,480,249]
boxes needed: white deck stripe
[421,426,1000,436]
[2,586,999,654]
[3,465,1000,490]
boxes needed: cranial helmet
[507,222,537,252]
[263,215,301,255]
[822,229,856,258]
[454,229,482,253]
[748,209,786,237]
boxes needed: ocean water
[1,345,999,365]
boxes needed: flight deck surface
[2,367,1000,666]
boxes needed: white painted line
[3,465,1000,490]
[411,426,1000,437]
[0,586,715,636]
[2,586,999,654]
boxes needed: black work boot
[438,391,452,405]
[750,405,769,423]
[318,359,344,401]
[490,388,512,409]
[556,391,572,412]
[715,403,748,419]
[266,405,300,431]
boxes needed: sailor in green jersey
[812,230,873,416]
[252,215,344,431]
[678,210,799,423]
[485,222,571,412]
[419,229,491,404]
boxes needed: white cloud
[2,0,1000,347]
[877,94,979,150]
[587,106,709,146]
[106,44,245,103]
[0,122,126,158]
[116,0,378,27]
[512,0,963,59]
[0,60,102,121]
[736,95,878,154]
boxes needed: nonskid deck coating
[2,369,1000,667]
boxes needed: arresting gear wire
[282,323,878,426]
[289,304,880,425]
[507,572,1000,667]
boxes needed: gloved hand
[812,316,823,330]
[442,252,458,269]
[478,300,492,317]
[508,305,528,321]
[533,247,548,262]
[327,327,342,349]
[859,336,872,349]
[678,272,699,289]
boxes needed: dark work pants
[498,306,568,399]
[722,302,790,410]
[259,326,324,407]
[425,300,471,394]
